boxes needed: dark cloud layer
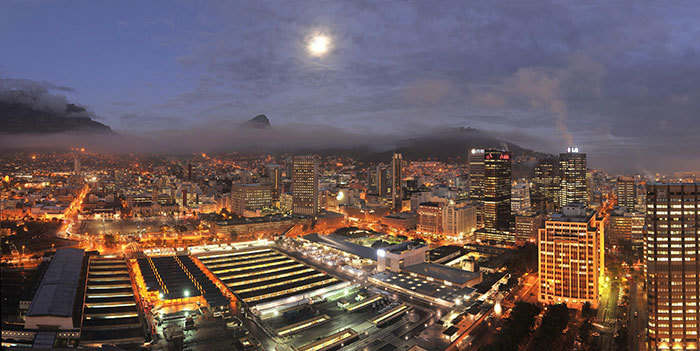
[2,1,700,173]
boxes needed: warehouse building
[22,248,87,348]
[133,254,230,311]
[80,256,144,347]
[196,247,349,317]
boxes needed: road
[628,273,647,351]
[596,278,619,351]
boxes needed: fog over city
[2,1,700,171]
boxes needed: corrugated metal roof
[26,248,85,317]
[303,233,377,261]
[403,262,481,286]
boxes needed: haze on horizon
[1,1,699,173]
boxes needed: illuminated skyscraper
[391,153,403,211]
[265,164,284,198]
[609,210,644,248]
[483,149,511,231]
[538,204,604,308]
[468,148,485,200]
[292,155,319,216]
[533,156,559,206]
[645,183,699,350]
[369,163,390,199]
[73,157,80,175]
[469,148,485,226]
[511,183,531,214]
[559,149,588,206]
[616,176,636,210]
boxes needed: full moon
[308,34,330,57]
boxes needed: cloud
[0,77,82,116]
[0,123,402,155]
[400,79,455,104]
[469,53,607,147]
[4,1,700,172]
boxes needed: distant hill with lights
[364,127,549,162]
[359,127,550,178]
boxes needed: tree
[481,302,540,351]
[506,243,538,276]
[582,301,595,319]
[533,303,570,349]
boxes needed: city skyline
[1,3,700,349]
[2,1,700,173]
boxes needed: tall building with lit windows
[645,183,699,351]
[469,148,485,224]
[538,204,604,309]
[483,149,511,231]
[391,153,403,211]
[616,176,636,210]
[468,149,485,200]
[533,156,559,207]
[231,184,272,217]
[265,164,284,198]
[292,155,319,216]
[559,149,588,206]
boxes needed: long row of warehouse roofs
[195,246,350,317]
[2,248,146,348]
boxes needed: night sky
[1,1,699,172]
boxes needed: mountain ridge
[0,100,116,135]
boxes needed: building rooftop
[403,262,481,287]
[27,248,85,318]
[371,271,476,304]
[303,233,378,261]
[383,212,416,220]
[385,241,427,254]
[548,205,596,223]
[418,201,443,207]
[428,245,464,262]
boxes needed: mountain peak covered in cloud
[0,78,115,135]
[239,114,271,129]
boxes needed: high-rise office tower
[265,164,284,198]
[538,204,604,308]
[73,158,80,175]
[483,149,511,231]
[369,163,390,199]
[469,148,485,225]
[292,155,319,216]
[609,210,645,248]
[533,156,559,206]
[511,183,531,214]
[616,176,636,210]
[645,183,699,350]
[468,148,485,200]
[559,149,588,206]
[391,153,403,211]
